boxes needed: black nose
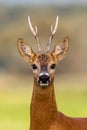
[39,74,50,84]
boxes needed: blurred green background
[0,0,87,130]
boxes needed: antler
[28,16,42,52]
[46,16,59,53]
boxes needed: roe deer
[17,16,87,130]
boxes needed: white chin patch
[39,81,49,87]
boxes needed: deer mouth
[38,74,50,87]
[37,80,50,88]
[39,81,49,87]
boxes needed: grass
[0,74,87,130]
[0,88,30,130]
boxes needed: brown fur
[30,82,87,130]
[38,54,50,64]
[17,37,87,130]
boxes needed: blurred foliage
[0,5,87,74]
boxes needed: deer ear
[17,38,35,63]
[52,37,69,62]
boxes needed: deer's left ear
[17,38,36,63]
[52,37,69,62]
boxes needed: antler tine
[28,16,42,52]
[46,16,59,53]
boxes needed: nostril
[39,76,43,81]
[45,76,49,81]
[39,75,49,84]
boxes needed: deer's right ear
[17,38,35,63]
[51,37,69,62]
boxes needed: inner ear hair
[52,37,69,61]
[58,37,69,54]
[17,38,35,62]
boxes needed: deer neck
[30,81,58,130]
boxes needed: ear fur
[17,38,35,63]
[52,37,69,62]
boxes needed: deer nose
[38,74,50,84]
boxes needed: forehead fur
[37,54,50,64]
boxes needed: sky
[0,0,87,6]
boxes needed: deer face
[17,16,69,88]
[30,53,56,87]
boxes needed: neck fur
[30,82,58,130]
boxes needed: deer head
[17,16,69,88]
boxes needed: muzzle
[38,73,50,87]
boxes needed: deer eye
[32,64,37,69]
[50,64,56,69]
